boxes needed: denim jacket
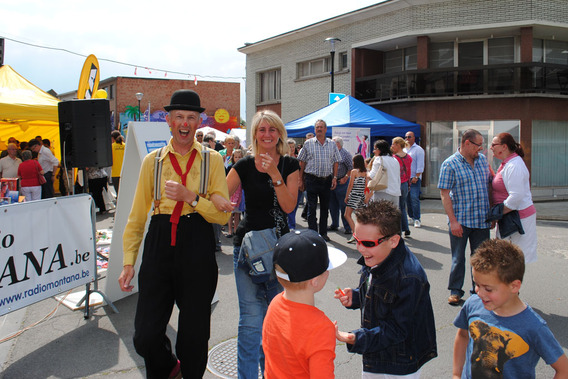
[347,238,437,375]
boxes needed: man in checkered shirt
[438,129,491,306]
[297,119,340,242]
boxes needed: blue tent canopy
[285,96,420,138]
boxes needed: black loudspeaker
[58,99,113,168]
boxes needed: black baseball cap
[274,229,347,282]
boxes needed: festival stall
[0,65,60,159]
[285,95,420,138]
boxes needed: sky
[1,0,383,120]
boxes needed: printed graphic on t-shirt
[469,320,529,378]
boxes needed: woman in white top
[368,139,401,206]
[490,132,537,263]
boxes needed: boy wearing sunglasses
[335,200,437,378]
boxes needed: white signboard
[0,195,95,316]
[105,121,171,302]
[333,127,371,159]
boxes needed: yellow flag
[77,54,100,99]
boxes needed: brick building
[61,77,240,134]
[239,0,568,198]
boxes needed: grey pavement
[1,200,567,378]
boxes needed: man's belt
[305,173,332,181]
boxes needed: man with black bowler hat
[118,89,230,379]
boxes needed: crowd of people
[4,88,565,378]
[0,132,126,212]
[1,136,59,202]
[112,89,568,379]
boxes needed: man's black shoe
[322,235,331,242]
[327,226,338,231]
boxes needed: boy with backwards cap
[262,229,347,379]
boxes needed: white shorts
[362,369,421,379]
[497,212,537,264]
[21,186,42,201]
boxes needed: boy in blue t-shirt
[453,239,568,378]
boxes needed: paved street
[1,200,567,378]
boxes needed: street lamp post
[325,37,341,93]
[135,92,144,121]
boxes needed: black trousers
[133,214,217,379]
[88,177,108,212]
[305,174,332,236]
[41,171,55,199]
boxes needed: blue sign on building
[329,92,346,104]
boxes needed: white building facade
[239,0,568,197]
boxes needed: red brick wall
[417,36,429,69]
[101,77,240,130]
[520,27,533,63]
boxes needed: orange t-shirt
[263,292,336,379]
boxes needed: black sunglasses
[353,234,394,248]
[468,140,482,147]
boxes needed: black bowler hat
[164,90,206,113]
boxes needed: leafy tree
[125,105,140,121]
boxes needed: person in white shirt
[490,132,537,263]
[404,131,425,228]
[28,139,59,199]
[368,139,401,206]
[0,143,22,178]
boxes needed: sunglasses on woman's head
[353,234,394,248]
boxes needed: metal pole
[330,50,336,93]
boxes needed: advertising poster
[333,127,371,159]
[0,195,95,316]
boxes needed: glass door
[427,120,520,193]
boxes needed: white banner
[333,127,371,159]
[105,121,171,302]
[0,195,95,316]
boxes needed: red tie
[168,149,198,246]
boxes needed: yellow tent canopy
[0,65,60,160]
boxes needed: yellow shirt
[122,139,230,266]
[111,142,125,177]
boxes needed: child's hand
[334,287,352,307]
[334,321,356,345]
[210,193,234,213]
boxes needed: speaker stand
[75,193,119,319]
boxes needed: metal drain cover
[207,338,261,378]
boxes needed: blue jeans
[329,178,350,231]
[399,182,410,232]
[448,226,490,297]
[287,189,302,229]
[406,178,421,221]
[233,246,282,379]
